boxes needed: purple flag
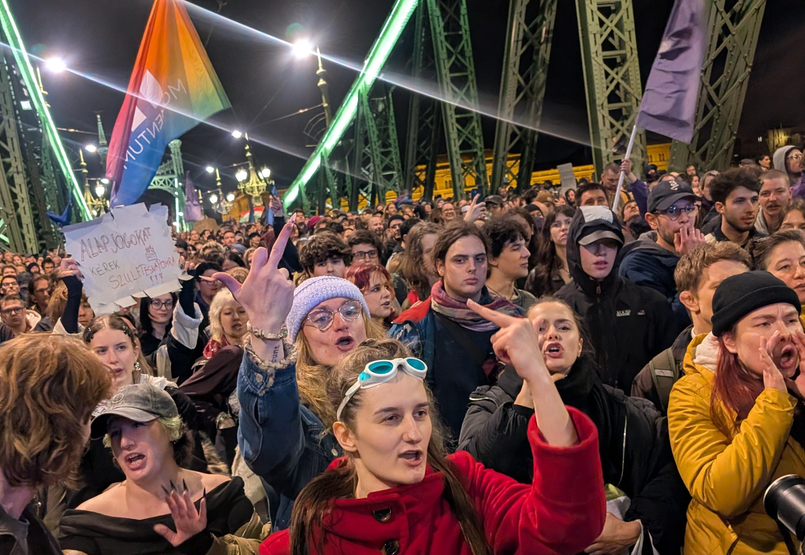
[184,173,203,221]
[636,0,707,144]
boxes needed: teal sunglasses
[336,357,428,420]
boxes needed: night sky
[11,0,805,203]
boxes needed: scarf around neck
[429,281,521,332]
[203,335,231,360]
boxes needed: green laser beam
[0,0,91,221]
[283,0,419,208]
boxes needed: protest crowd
[4,146,805,555]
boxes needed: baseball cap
[578,230,623,246]
[647,179,697,213]
[94,383,179,426]
[484,195,504,206]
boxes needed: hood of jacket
[682,332,719,380]
[566,206,625,296]
[620,231,680,268]
[773,146,798,176]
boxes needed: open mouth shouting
[543,342,565,359]
[124,452,147,471]
[334,335,356,352]
[399,449,424,468]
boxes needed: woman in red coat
[259,300,606,555]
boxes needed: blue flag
[636,0,707,144]
[266,184,278,226]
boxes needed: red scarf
[203,336,230,360]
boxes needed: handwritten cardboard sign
[63,203,182,315]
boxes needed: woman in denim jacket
[214,218,384,530]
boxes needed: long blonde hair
[295,313,384,428]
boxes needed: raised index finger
[467,299,517,327]
[267,214,296,272]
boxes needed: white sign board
[63,203,182,315]
[557,163,577,193]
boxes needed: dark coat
[557,211,677,391]
[458,358,689,554]
[618,231,690,334]
[389,290,520,440]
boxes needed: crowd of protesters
[2,144,805,554]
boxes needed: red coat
[260,408,605,555]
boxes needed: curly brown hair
[0,334,111,488]
[298,231,351,273]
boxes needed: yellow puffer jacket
[668,332,805,554]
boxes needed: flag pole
[612,123,639,213]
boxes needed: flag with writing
[184,172,203,221]
[636,0,707,143]
[107,0,230,206]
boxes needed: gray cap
[578,229,623,246]
[95,383,178,424]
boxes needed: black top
[59,477,252,555]
[431,313,496,441]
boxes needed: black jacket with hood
[556,207,677,391]
[458,358,689,554]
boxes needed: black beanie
[711,271,801,337]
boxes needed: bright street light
[259,167,271,180]
[226,192,236,202]
[84,144,98,153]
[231,130,243,139]
[292,39,313,59]
[205,166,215,174]
[209,194,218,204]
[236,169,248,182]
[44,57,67,73]
[94,185,105,197]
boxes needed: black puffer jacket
[458,358,689,555]
[556,207,676,391]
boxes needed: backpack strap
[649,347,681,413]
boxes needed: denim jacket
[237,341,340,530]
[388,311,436,388]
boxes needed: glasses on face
[353,250,378,261]
[656,204,697,221]
[150,299,174,310]
[788,153,803,161]
[305,300,363,332]
[1,306,22,316]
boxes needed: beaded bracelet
[247,323,287,341]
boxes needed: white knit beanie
[285,276,370,342]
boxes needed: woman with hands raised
[60,383,266,555]
[460,298,688,555]
[465,299,578,447]
[213,216,384,531]
[668,271,805,554]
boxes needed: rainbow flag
[107,0,230,207]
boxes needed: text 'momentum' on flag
[636,0,707,144]
[107,0,230,207]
